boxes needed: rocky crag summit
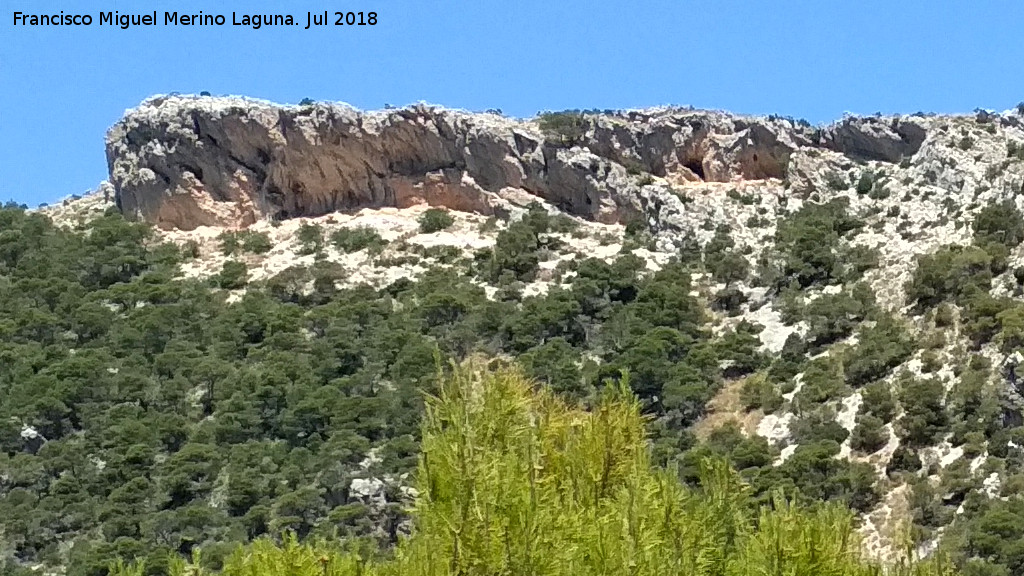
[108,95,934,232]
[103,96,1024,318]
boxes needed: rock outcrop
[107,95,950,231]
[820,115,928,162]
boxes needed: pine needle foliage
[111,364,957,576]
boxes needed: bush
[860,381,898,423]
[715,321,768,377]
[726,188,757,205]
[739,374,782,412]
[905,245,992,310]
[266,266,311,302]
[934,303,955,327]
[182,239,201,259]
[907,477,952,531]
[974,199,1024,247]
[550,214,580,234]
[843,315,915,387]
[217,260,248,289]
[418,208,455,234]
[843,245,880,282]
[996,304,1024,352]
[295,222,325,255]
[240,231,272,254]
[766,334,807,385]
[794,358,845,406]
[897,374,949,447]
[518,338,586,400]
[887,445,922,476]
[792,406,849,445]
[958,498,1024,573]
[868,184,890,201]
[856,171,874,195]
[711,286,747,314]
[219,231,241,256]
[709,253,750,285]
[219,230,273,256]
[801,287,874,349]
[311,262,346,298]
[478,216,500,234]
[538,110,588,147]
[771,198,864,288]
[826,173,849,190]
[331,227,386,253]
[771,441,880,513]
[1009,140,1024,161]
[703,224,734,264]
[485,207,565,282]
[920,350,943,374]
[623,217,655,251]
[962,292,1015,347]
[697,422,774,472]
[850,414,888,453]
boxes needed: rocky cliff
[107,95,951,231]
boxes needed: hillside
[115,364,953,576]
[4,96,1024,575]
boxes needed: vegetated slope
[109,364,954,576]
[2,99,1024,575]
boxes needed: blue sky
[1,0,1022,206]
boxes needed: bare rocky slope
[54,95,1024,561]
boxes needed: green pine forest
[3,199,1024,575]
[110,364,953,576]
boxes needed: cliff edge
[106,95,938,231]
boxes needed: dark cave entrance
[683,159,706,181]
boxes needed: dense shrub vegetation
[537,110,589,147]
[5,193,1024,575]
[417,208,455,234]
[109,365,954,576]
[218,230,273,256]
[763,198,866,289]
[296,222,326,255]
[0,205,771,574]
[330,226,386,254]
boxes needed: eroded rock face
[107,100,518,229]
[820,116,928,162]
[107,95,948,230]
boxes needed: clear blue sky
[1,0,1022,206]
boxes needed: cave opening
[683,159,706,181]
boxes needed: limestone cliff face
[106,95,938,230]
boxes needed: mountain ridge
[107,94,1002,232]
[11,96,1024,573]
